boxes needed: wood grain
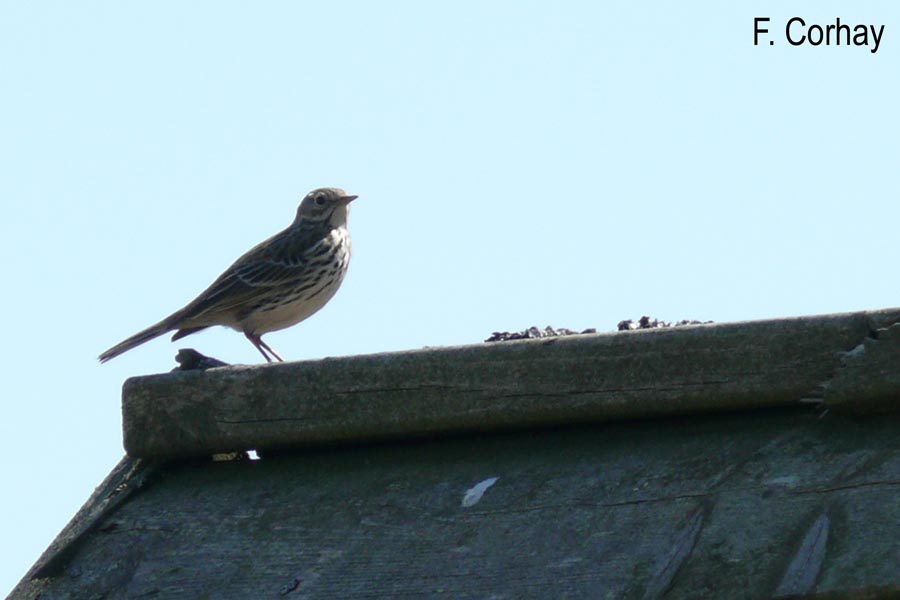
[122,308,900,458]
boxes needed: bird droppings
[617,316,713,331]
[485,326,596,343]
[486,317,711,342]
[462,477,499,508]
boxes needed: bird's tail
[98,319,176,363]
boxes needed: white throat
[329,204,350,228]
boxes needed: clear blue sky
[2,2,897,593]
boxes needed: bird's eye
[315,195,327,206]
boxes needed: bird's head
[295,187,357,227]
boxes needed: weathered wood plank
[825,322,900,414]
[122,308,900,458]
[14,410,900,599]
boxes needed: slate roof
[10,308,900,599]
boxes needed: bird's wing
[176,223,331,322]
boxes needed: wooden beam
[122,308,900,458]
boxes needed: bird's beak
[340,194,358,204]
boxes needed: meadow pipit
[99,187,357,363]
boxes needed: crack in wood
[794,480,900,495]
[446,492,712,519]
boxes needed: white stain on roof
[462,477,499,508]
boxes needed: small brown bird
[99,187,357,363]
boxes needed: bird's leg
[244,332,281,363]
[257,336,284,362]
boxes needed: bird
[99,187,357,363]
